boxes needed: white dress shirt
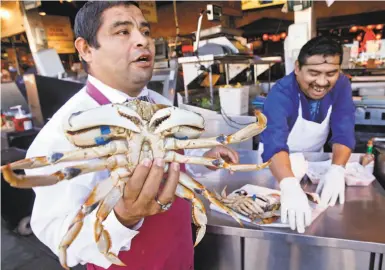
[25,75,174,268]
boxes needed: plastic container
[219,85,249,116]
[10,105,33,132]
[345,162,376,186]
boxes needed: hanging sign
[41,15,75,54]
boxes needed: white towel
[306,160,376,186]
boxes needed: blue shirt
[260,72,356,162]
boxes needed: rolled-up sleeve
[26,124,143,269]
[329,75,356,150]
[260,88,294,162]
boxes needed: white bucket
[219,85,249,116]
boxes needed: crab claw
[221,186,228,198]
[1,164,66,188]
[94,182,126,266]
[149,107,204,135]
[179,172,243,228]
[193,206,207,247]
[224,112,267,144]
[175,183,207,247]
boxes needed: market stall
[1,1,385,269]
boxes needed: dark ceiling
[241,10,385,38]
[30,1,385,41]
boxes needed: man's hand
[114,158,180,228]
[279,177,312,233]
[316,164,345,207]
[203,145,239,171]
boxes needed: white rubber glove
[279,177,312,233]
[316,164,345,207]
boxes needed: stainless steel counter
[192,150,385,270]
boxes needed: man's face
[294,55,341,100]
[86,5,155,93]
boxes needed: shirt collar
[87,74,149,104]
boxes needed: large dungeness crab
[1,99,270,269]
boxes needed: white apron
[259,94,332,154]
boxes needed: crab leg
[94,180,127,266]
[164,112,267,150]
[175,183,207,246]
[179,172,243,228]
[164,151,271,172]
[1,155,132,188]
[1,141,129,171]
[59,203,96,270]
[58,168,130,269]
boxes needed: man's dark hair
[74,1,140,72]
[297,36,343,69]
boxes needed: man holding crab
[25,1,239,270]
[260,36,356,234]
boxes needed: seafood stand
[173,22,385,270]
[192,149,385,270]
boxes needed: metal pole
[11,39,21,75]
[225,63,229,85]
[184,82,189,104]
[254,64,257,85]
[194,11,205,53]
[248,64,252,83]
[209,66,214,110]
[268,63,271,92]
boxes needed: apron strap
[86,81,111,105]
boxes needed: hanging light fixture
[350,26,358,32]
[262,34,268,41]
[0,7,11,20]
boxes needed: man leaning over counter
[259,36,356,233]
